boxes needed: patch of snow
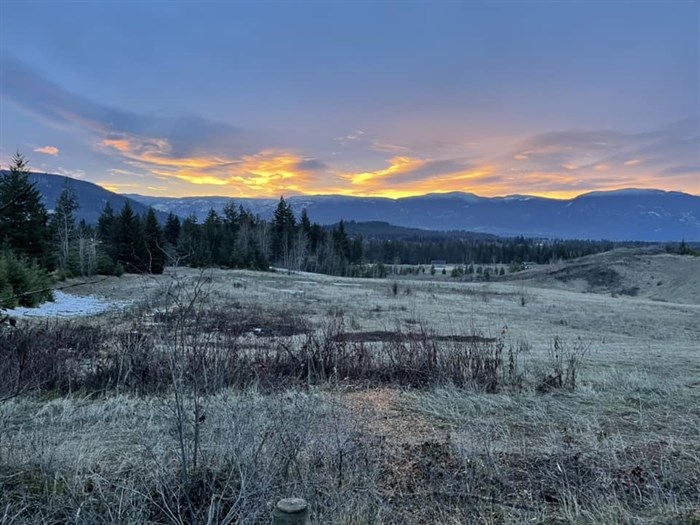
[4,291,133,318]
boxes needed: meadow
[1,251,699,524]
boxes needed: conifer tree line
[99,197,372,277]
[3,152,655,309]
[94,194,618,277]
[359,235,614,267]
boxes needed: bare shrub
[0,322,107,396]
[537,336,590,393]
[0,392,385,524]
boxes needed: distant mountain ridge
[5,169,696,240]
[127,188,700,241]
[0,171,169,224]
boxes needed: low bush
[0,250,53,309]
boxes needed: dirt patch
[343,388,478,521]
[344,388,443,445]
[550,263,621,290]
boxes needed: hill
[508,247,700,305]
[0,171,168,224]
[329,221,500,241]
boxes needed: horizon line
[10,169,699,201]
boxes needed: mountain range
[7,171,698,241]
[6,171,170,224]
[128,189,699,241]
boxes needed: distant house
[431,260,447,269]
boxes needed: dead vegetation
[1,261,699,524]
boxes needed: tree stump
[272,498,310,524]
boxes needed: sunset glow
[0,2,697,199]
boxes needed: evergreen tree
[203,208,222,264]
[0,152,51,266]
[0,249,53,308]
[177,214,202,265]
[221,202,240,266]
[96,202,121,273]
[164,212,181,247]
[143,208,166,273]
[270,197,296,264]
[50,178,79,274]
[332,220,350,260]
[76,219,98,276]
[117,201,144,271]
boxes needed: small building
[430,260,447,269]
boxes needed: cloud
[2,57,697,198]
[501,119,700,195]
[371,141,412,154]
[294,158,327,171]
[33,145,59,156]
[55,167,85,179]
[1,57,339,197]
[0,57,248,160]
[660,165,700,176]
[339,156,494,197]
[96,181,145,193]
[333,129,365,145]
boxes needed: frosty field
[1,250,698,524]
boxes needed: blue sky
[1,0,698,198]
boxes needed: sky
[0,0,698,199]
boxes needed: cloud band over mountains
[1,57,698,198]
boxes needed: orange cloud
[96,181,143,192]
[348,156,424,185]
[93,125,699,199]
[371,141,412,154]
[100,138,132,152]
[100,134,331,196]
[34,145,59,156]
[336,156,498,198]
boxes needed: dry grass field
[1,249,699,524]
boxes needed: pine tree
[333,220,350,260]
[221,202,240,267]
[50,178,79,275]
[164,212,181,247]
[117,201,144,271]
[76,219,98,276]
[143,208,166,273]
[203,208,222,264]
[177,214,202,266]
[270,197,296,264]
[96,202,120,273]
[0,152,51,266]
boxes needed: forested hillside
[3,154,692,313]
